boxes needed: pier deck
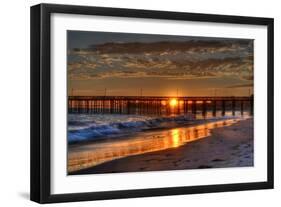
[68,96,253,116]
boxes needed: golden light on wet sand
[169,98,178,107]
[171,129,180,148]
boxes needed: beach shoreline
[70,118,253,175]
[68,115,241,146]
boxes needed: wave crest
[68,114,194,143]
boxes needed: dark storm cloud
[226,83,254,88]
[83,40,251,54]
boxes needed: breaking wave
[68,114,195,143]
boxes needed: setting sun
[169,98,178,107]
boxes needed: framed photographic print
[30,3,274,203]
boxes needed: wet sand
[70,118,253,175]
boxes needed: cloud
[68,39,253,81]
[226,83,253,88]
[82,40,252,54]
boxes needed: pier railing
[68,96,253,116]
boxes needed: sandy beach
[70,118,253,175]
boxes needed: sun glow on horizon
[169,98,178,107]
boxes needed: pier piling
[68,96,253,117]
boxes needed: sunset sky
[67,31,253,97]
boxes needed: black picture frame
[30,3,274,203]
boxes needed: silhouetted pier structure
[68,96,253,117]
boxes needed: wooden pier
[68,96,253,116]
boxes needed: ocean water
[68,111,250,143]
[68,114,193,143]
